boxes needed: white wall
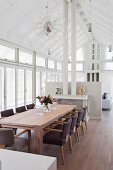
[45,81,102,119]
[101,71,113,98]
[77,82,102,119]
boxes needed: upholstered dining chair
[54,113,78,150]
[76,109,84,141]
[43,118,72,165]
[1,109,17,134]
[16,106,26,113]
[0,128,31,152]
[82,107,88,130]
[26,103,35,110]
[1,109,14,118]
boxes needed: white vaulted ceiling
[0,0,111,60]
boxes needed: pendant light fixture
[88,0,92,32]
[107,0,112,52]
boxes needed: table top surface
[53,95,89,100]
[0,104,76,128]
[0,149,56,170]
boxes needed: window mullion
[24,69,26,106]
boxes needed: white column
[71,0,77,95]
[15,48,19,108]
[63,0,68,95]
[32,51,36,104]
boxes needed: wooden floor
[26,109,113,170]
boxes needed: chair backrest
[70,114,78,134]
[1,109,14,118]
[0,128,14,146]
[26,103,35,110]
[16,106,26,113]
[83,106,87,118]
[77,109,84,123]
[61,118,72,138]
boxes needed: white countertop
[0,150,57,170]
[53,95,88,100]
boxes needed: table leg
[34,126,43,154]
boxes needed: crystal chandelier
[34,3,63,39]
[34,0,63,56]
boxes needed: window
[59,73,63,82]
[6,68,15,109]
[0,45,15,61]
[76,63,83,71]
[0,67,4,110]
[36,71,41,96]
[47,72,51,82]
[102,62,113,70]
[26,70,32,104]
[76,48,84,61]
[56,73,59,82]
[76,72,85,82]
[36,71,41,105]
[48,60,54,69]
[19,51,32,64]
[68,63,71,71]
[47,72,56,82]
[57,62,62,70]
[36,56,45,67]
[41,72,46,95]
[68,72,71,82]
[17,69,24,106]
[105,48,113,59]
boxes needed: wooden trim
[15,129,29,138]
[44,127,63,133]
[60,146,65,165]
[0,145,5,149]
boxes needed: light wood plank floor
[26,109,113,170]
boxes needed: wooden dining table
[0,104,76,154]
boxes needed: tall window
[76,63,83,71]
[68,63,71,71]
[76,48,84,61]
[36,71,41,105]
[76,72,85,82]
[26,70,32,104]
[102,62,113,70]
[17,69,24,106]
[19,50,32,65]
[57,62,62,70]
[0,45,15,61]
[105,48,113,59]
[41,72,46,95]
[0,67,4,110]
[6,68,15,109]
[36,56,45,67]
[48,60,54,69]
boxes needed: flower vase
[42,103,49,112]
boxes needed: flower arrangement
[36,94,53,111]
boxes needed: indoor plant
[36,94,53,111]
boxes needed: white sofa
[102,93,112,110]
